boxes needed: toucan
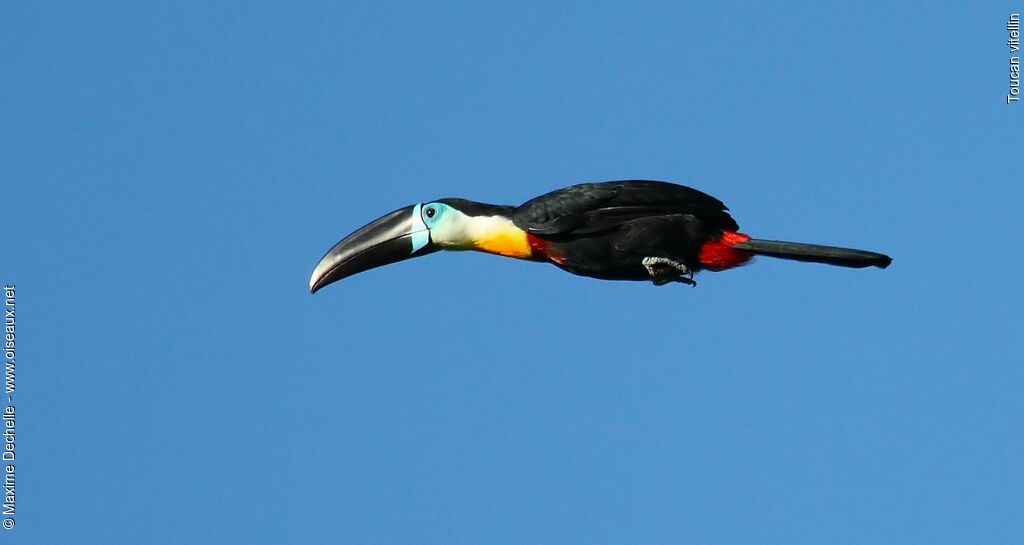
[309,180,891,293]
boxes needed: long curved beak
[309,204,437,293]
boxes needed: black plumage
[511,180,740,281]
[512,180,738,235]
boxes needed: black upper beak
[309,204,437,293]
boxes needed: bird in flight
[309,180,891,293]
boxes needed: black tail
[732,238,892,269]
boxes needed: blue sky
[4,2,1022,543]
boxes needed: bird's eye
[425,206,436,218]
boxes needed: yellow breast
[466,217,533,259]
[473,228,532,259]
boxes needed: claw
[642,256,697,287]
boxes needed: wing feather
[512,180,738,236]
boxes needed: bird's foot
[642,257,696,287]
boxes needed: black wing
[511,180,739,236]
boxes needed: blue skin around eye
[424,203,446,225]
[411,203,431,253]
[411,202,453,252]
